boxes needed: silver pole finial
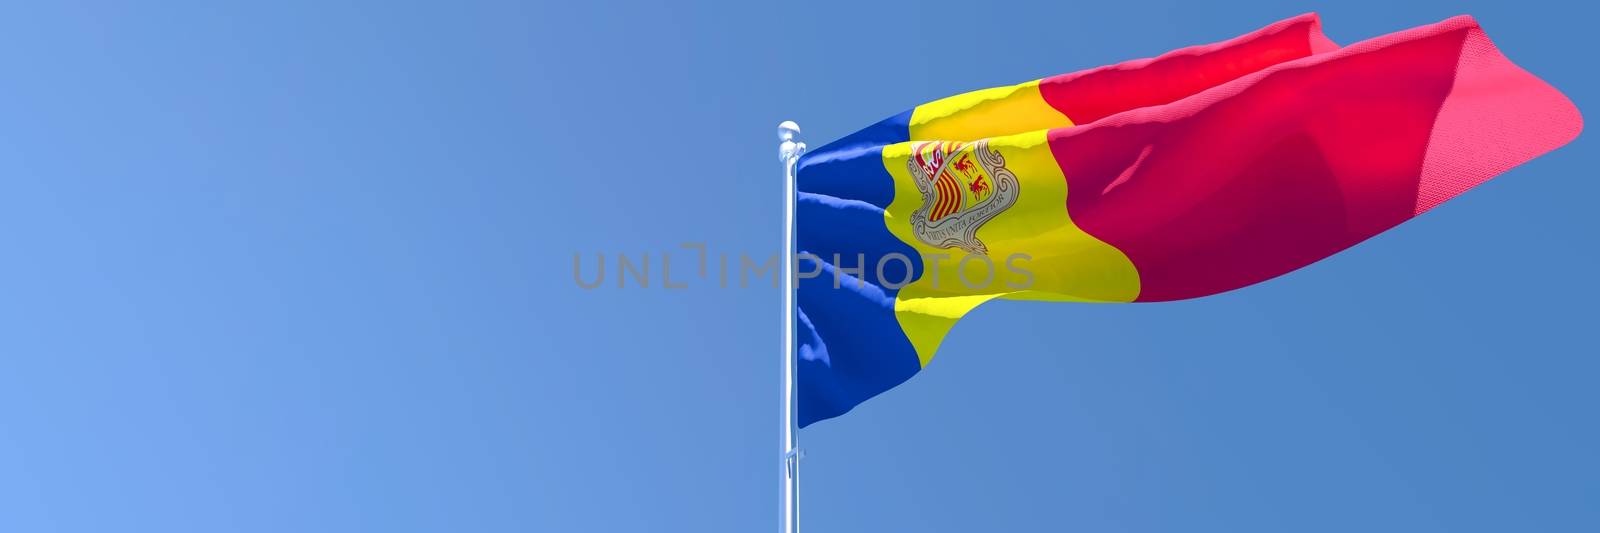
[779,121,806,164]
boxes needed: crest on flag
[907,140,1019,255]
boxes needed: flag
[794,14,1581,427]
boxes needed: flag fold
[795,14,1581,427]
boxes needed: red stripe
[932,178,955,221]
[1040,13,1336,126]
[935,177,948,220]
[938,176,959,220]
[1049,17,1579,302]
[943,176,961,217]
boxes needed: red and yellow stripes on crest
[914,141,970,222]
[930,170,962,221]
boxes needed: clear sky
[0,1,1594,531]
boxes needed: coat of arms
[907,140,1019,255]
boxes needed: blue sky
[0,1,1594,531]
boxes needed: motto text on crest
[907,140,1019,255]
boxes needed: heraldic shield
[907,140,1020,255]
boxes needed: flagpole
[778,121,805,533]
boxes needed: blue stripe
[795,110,910,208]
[795,116,924,427]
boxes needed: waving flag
[795,14,1581,427]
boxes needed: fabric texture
[794,13,1580,428]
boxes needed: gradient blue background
[0,1,1594,531]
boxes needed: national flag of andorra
[795,14,1581,427]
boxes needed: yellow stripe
[908,79,1074,141]
[881,130,1140,367]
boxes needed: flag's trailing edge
[795,14,1581,427]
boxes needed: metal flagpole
[778,121,805,533]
